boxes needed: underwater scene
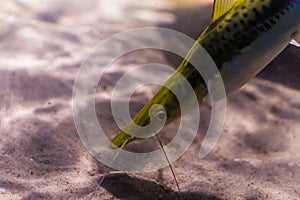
[0,0,299,199]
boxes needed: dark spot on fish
[274,14,281,20]
[263,22,271,29]
[253,7,262,21]
[243,26,248,32]
[225,19,232,23]
[221,35,227,40]
[236,31,244,37]
[257,25,266,32]
[262,5,269,12]
[225,26,232,32]
[243,13,249,18]
[241,6,246,9]
[233,23,238,28]
[252,7,258,13]
[232,12,239,18]
[269,18,276,24]
[240,20,245,26]
[250,29,259,36]
[219,25,224,29]
[249,20,256,26]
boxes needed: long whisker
[154,134,182,199]
[89,138,129,200]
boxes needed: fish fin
[212,0,241,22]
[290,30,300,47]
[290,39,300,47]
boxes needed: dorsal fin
[212,0,239,22]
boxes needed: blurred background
[0,0,299,199]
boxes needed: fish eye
[156,110,166,121]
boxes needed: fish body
[203,0,300,93]
[112,0,300,147]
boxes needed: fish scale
[199,0,297,67]
[111,0,300,147]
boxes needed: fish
[111,0,300,148]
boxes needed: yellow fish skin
[111,0,300,147]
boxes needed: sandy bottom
[0,1,300,199]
